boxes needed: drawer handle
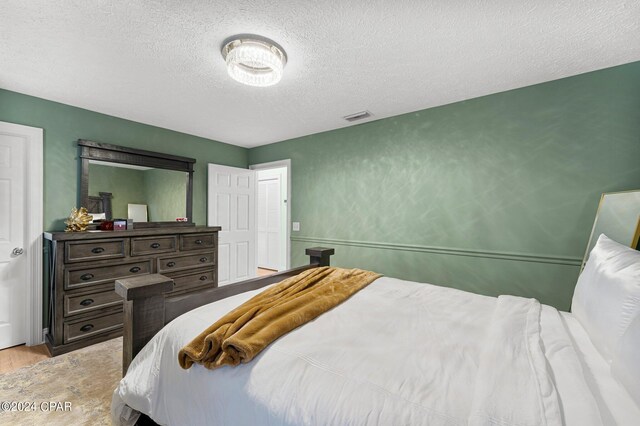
[129,266,141,273]
[150,243,161,249]
[199,275,207,281]
[195,239,203,245]
[167,261,176,268]
[80,273,94,281]
[91,247,105,254]
[199,257,207,263]
[79,298,94,306]
[80,324,94,332]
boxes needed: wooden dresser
[44,227,220,355]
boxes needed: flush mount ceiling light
[221,36,287,87]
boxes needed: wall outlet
[292,222,300,231]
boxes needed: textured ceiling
[1,1,639,148]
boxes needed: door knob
[12,247,24,256]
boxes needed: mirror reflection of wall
[144,168,187,221]
[88,161,187,222]
[582,189,640,268]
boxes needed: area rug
[0,337,121,425]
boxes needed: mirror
[78,140,195,227]
[88,160,187,222]
[582,189,640,268]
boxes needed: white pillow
[611,312,640,405]
[88,212,106,221]
[571,234,640,362]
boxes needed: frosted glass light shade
[222,37,287,87]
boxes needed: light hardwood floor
[257,267,277,277]
[0,344,51,374]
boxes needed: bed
[111,239,640,426]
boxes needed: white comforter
[112,277,606,426]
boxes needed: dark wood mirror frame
[78,139,195,227]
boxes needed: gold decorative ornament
[64,207,93,232]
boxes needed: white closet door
[257,176,282,270]
[207,164,256,285]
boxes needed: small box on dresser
[43,226,220,355]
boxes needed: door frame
[0,121,43,346]
[249,159,291,270]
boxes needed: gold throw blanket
[178,266,381,370]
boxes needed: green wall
[249,62,640,310]
[2,62,639,315]
[0,88,248,231]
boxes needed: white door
[0,125,28,349]
[250,160,291,270]
[208,164,256,285]
[256,168,286,271]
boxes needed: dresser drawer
[63,311,123,343]
[180,233,216,251]
[158,251,215,273]
[64,259,153,290]
[169,269,216,292]
[65,239,127,263]
[64,290,123,317]
[131,236,177,256]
